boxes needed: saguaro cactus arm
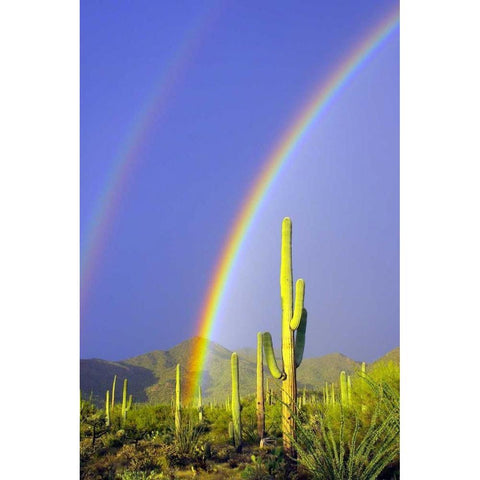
[294,308,307,368]
[290,279,305,330]
[262,332,285,380]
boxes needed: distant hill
[80,337,399,407]
[372,346,399,366]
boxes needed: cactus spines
[256,332,266,442]
[111,375,117,410]
[175,364,181,435]
[262,217,307,457]
[231,352,242,452]
[105,390,110,427]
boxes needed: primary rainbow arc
[185,9,399,402]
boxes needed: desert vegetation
[81,219,399,479]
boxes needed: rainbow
[81,2,226,306]
[186,8,399,401]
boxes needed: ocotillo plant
[262,217,307,458]
[111,375,117,410]
[231,352,242,452]
[256,332,266,442]
[105,390,110,427]
[175,364,181,435]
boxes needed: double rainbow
[185,8,399,401]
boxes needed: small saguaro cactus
[105,390,110,427]
[175,364,181,435]
[231,352,242,452]
[262,217,307,457]
[340,371,348,406]
[121,379,130,425]
[111,375,117,410]
[347,375,352,405]
[198,385,203,423]
[256,332,266,442]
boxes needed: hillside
[80,337,399,406]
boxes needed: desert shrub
[264,401,282,439]
[291,375,399,480]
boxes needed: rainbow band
[81,3,226,306]
[186,8,399,401]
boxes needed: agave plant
[290,375,399,480]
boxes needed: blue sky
[81,0,399,361]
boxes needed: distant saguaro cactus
[231,352,242,452]
[111,375,117,410]
[121,379,131,425]
[340,371,348,406]
[105,390,110,427]
[175,364,181,435]
[256,332,266,442]
[262,217,307,458]
[198,385,203,423]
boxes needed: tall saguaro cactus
[231,352,242,452]
[263,217,307,457]
[175,364,181,435]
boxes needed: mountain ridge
[80,337,399,406]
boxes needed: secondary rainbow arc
[80,3,226,307]
[185,9,399,402]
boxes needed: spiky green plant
[291,376,400,480]
[262,217,307,457]
[256,332,266,442]
[231,352,242,452]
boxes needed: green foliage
[291,374,399,480]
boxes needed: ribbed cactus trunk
[231,352,242,452]
[175,364,181,435]
[256,332,265,442]
[262,218,307,459]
